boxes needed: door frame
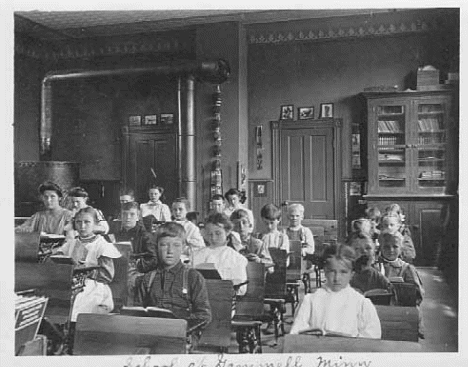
[271,119,343,223]
[121,124,179,201]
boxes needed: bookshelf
[361,91,453,195]
[360,90,457,266]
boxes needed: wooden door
[123,128,178,205]
[272,120,341,221]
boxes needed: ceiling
[15,9,396,41]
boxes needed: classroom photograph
[10,6,462,360]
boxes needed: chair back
[375,305,419,342]
[15,262,74,324]
[281,334,421,353]
[74,314,187,355]
[392,282,419,306]
[265,248,287,297]
[235,262,265,318]
[287,240,302,280]
[15,232,41,262]
[198,279,233,350]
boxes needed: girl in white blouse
[290,243,381,339]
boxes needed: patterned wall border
[15,36,193,60]
[248,20,434,45]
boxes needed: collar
[155,260,184,274]
[147,200,162,206]
[379,256,403,267]
[78,234,98,243]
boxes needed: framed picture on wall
[298,107,315,120]
[280,105,294,120]
[160,113,174,124]
[128,115,141,126]
[143,115,157,125]
[320,103,334,118]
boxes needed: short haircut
[121,201,140,212]
[172,197,190,211]
[347,233,374,250]
[351,218,371,232]
[75,206,100,223]
[205,212,234,232]
[385,203,402,215]
[38,181,63,197]
[142,214,157,232]
[230,208,252,223]
[260,203,281,220]
[120,188,135,197]
[224,188,241,200]
[155,222,187,244]
[381,213,401,224]
[211,194,224,202]
[365,206,381,220]
[68,186,89,198]
[323,242,356,271]
[287,203,304,215]
[379,231,403,247]
[149,184,164,194]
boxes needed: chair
[196,279,233,353]
[74,314,188,355]
[391,282,420,307]
[285,240,302,314]
[231,262,266,353]
[263,248,288,344]
[364,288,394,305]
[375,305,419,342]
[281,334,421,353]
[111,242,133,309]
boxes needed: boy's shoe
[418,332,425,339]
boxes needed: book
[195,263,222,279]
[120,306,176,319]
[15,294,48,355]
[49,255,75,265]
[389,276,404,283]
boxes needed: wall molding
[15,34,194,61]
[248,20,435,45]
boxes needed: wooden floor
[220,267,458,354]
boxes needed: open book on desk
[49,255,75,265]
[120,306,176,319]
[389,276,404,283]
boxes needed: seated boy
[260,203,290,267]
[135,222,212,327]
[286,203,315,274]
[171,198,205,261]
[112,202,158,304]
[230,208,274,270]
[209,194,226,215]
[378,231,425,338]
[348,234,392,294]
[380,213,416,263]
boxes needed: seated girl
[192,213,248,296]
[290,243,381,339]
[348,234,391,294]
[16,181,73,235]
[56,207,121,323]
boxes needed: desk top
[281,334,421,353]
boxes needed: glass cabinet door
[415,102,447,191]
[376,104,407,190]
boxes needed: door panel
[126,132,177,205]
[280,128,334,219]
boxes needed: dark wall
[247,32,455,182]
